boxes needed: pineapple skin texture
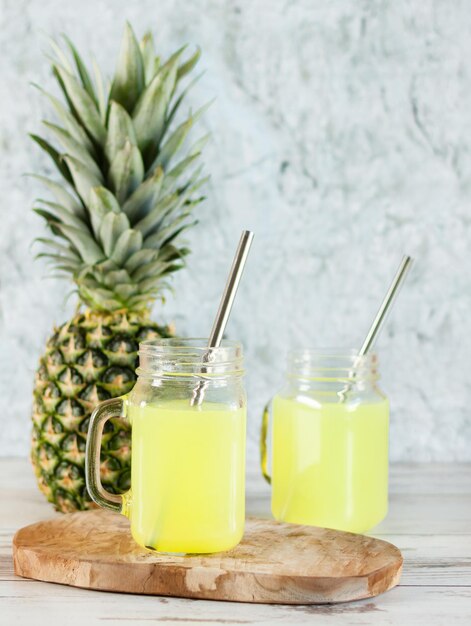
[31,309,172,512]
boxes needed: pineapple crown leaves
[31,22,210,313]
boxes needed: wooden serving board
[13,510,402,604]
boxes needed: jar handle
[85,396,128,514]
[260,400,272,484]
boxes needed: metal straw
[190,230,254,406]
[339,255,413,400]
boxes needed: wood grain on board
[13,510,402,604]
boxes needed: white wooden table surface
[1,459,470,625]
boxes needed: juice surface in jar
[129,399,246,553]
[271,394,389,533]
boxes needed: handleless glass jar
[86,338,246,554]
[261,349,389,533]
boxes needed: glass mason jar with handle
[86,338,246,554]
[261,349,389,534]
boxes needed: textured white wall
[0,0,470,466]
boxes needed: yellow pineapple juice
[128,399,246,553]
[272,395,389,533]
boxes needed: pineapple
[30,23,209,512]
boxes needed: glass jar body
[127,372,246,553]
[271,350,389,533]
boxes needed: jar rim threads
[286,348,380,384]
[137,338,244,378]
